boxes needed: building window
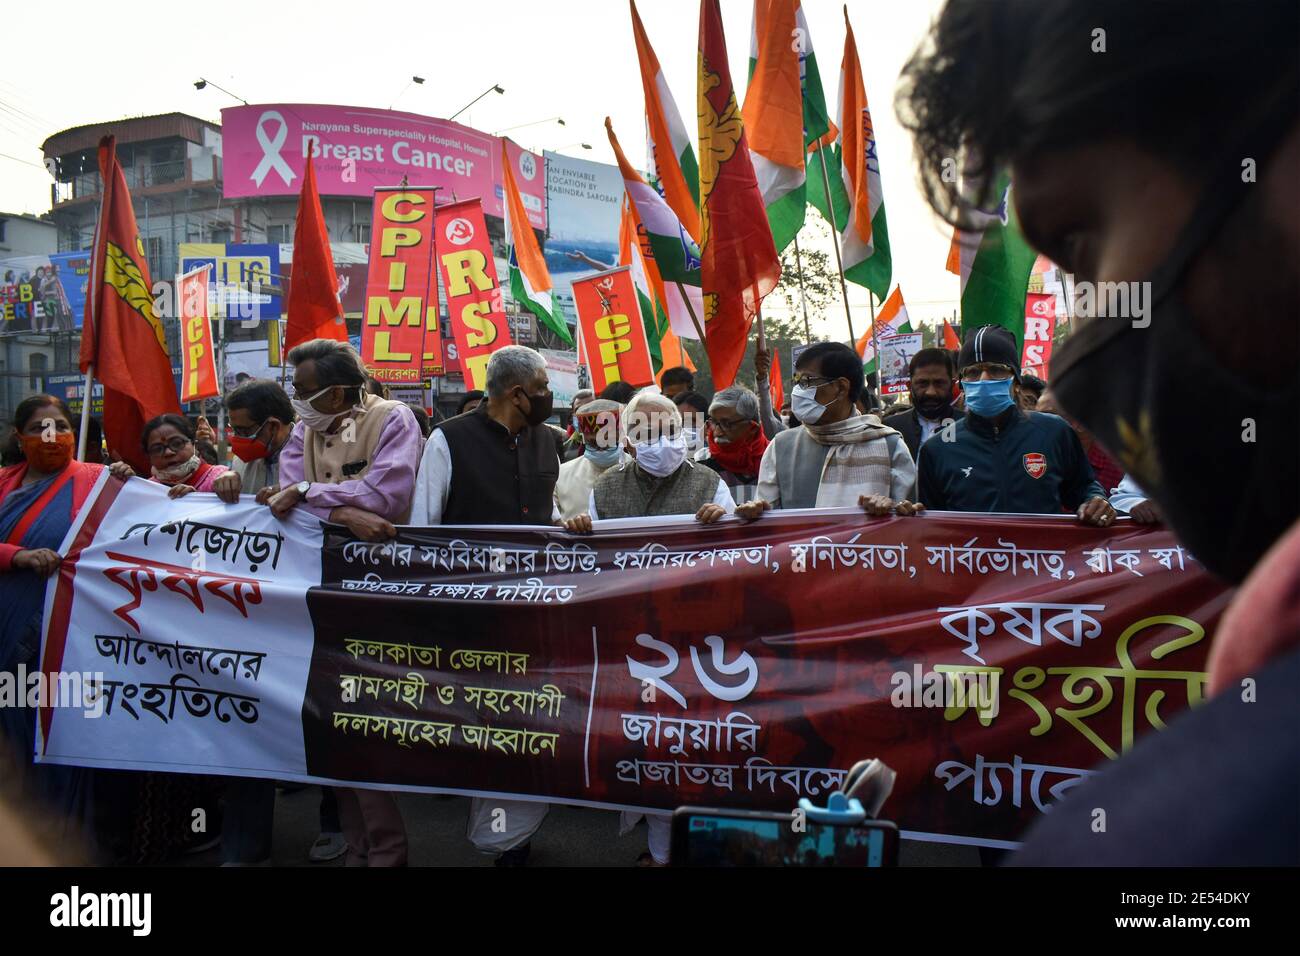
[354,223,370,244]
[267,224,291,244]
[29,353,48,392]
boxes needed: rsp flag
[435,199,510,391]
[572,267,655,394]
[177,266,218,402]
[362,187,442,383]
[39,475,1230,847]
[1022,291,1057,379]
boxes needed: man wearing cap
[553,399,625,520]
[916,325,1114,525]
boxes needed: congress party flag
[630,0,701,243]
[698,0,781,389]
[855,285,913,375]
[618,195,696,375]
[503,141,572,345]
[573,267,656,394]
[946,178,1038,350]
[177,265,219,402]
[79,136,180,472]
[606,118,704,341]
[743,0,806,253]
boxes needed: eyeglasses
[960,364,1015,383]
[290,384,335,401]
[791,374,833,389]
[146,436,193,456]
[707,415,749,432]
[230,419,269,439]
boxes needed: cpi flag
[1022,292,1057,379]
[361,188,441,383]
[178,266,219,402]
[79,136,180,473]
[435,199,511,391]
[573,267,656,394]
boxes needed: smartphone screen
[671,808,898,867]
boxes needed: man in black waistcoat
[410,345,559,865]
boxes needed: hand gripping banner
[38,475,1231,847]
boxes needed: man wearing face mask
[563,390,732,864]
[263,338,421,867]
[672,391,710,458]
[694,385,768,505]
[225,379,294,493]
[882,348,960,461]
[410,345,560,865]
[916,326,1114,526]
[900,0,1298,865]
[553,399,624,520]
[737,342,919,519]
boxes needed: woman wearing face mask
[561,391,734,866]
[553,400,625,520]
[113,414,240,503]
[0,395,104,843]
[736,342,921,520]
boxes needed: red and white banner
[434,199,511,391]
[177,266,219,402]
[572,267,656,394]
[361,187,442,383]
[1022,291,1057,379]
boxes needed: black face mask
[1051,99,1299,585]
[914,395,955,421]
[520,389,554,428]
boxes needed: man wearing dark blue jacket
[917,325,1115,526]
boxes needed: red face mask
[230,422,273,462]
[21,431,75,472]
[707,422,768,477]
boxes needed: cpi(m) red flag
[79,136,180,473]
[697,0,780,389]
[284,155,346,353]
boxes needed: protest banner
[572,267,656,393]
[38,478,1229,847]
[878,331,923,396]
[0,251,91,334]
[1022,291,1057,379]
[435,199,511,391]
[361,187,442,383]
[177,266,219,402]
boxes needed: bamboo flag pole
[791,234,812,341]
[674,281,709,346]
[77,197,107,462]
[815,141,855,343]
[866,288,881,394]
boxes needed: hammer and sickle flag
[80,136,180,473]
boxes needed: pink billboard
[220,104,546,228]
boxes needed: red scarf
[707,425,768,477]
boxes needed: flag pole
[791,234,812,341]
[673,281,708,344]
[216,278,227,461]
[867,289,881,394]
[77,195,107,462]
[815,142,856,343]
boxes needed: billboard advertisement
[178,243,282,321]
[221,104,546,228]
[543,151,622,323]
[1,251,92,334]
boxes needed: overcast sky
[0,0,957,338]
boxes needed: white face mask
[634,435,687,478]
[151,454,201,485]
[292,386,358,433]
[791,384,828,425]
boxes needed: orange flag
[769,345,784,414]
[79,136,180,473]
[942,318,961,351]
[284,155,346,353]
[697,0,781,389]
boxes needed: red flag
[942,318,961,351]
[697,0,781,389]
[79,136,180,473]
[178,266,220,402]
[284,155,346,353]
[769,345,784,414]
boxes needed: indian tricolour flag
[502,141,571,344]
[618,195,695,374]
[819,7,892,301]
[743,0,806,253]
[630,0,701,243]
[855,285,912,375]
[946,179,1038,349]
[606,117,705,341]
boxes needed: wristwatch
[295,480,310,497]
